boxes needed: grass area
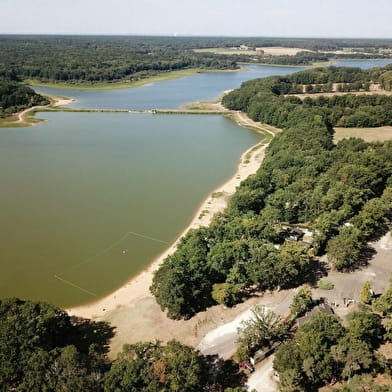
[198,209,209,219]
[211,191,224,198]
[26,67,242,91]
[334,126,392,143]
[244,142,265,162]
[317,279,335,290]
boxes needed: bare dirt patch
[313,233,392,319]
[260,47,311,56]
[194,46,310,57]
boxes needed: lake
[33,64,306,109]
[0,113,261,307]
[2,60,390,307]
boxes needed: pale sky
[0,0,391,38]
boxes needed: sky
[1,0,391,38]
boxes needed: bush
[317,279,334,290]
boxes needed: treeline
[223,65,392,128]
[258,51,389,66]
[274,282,392,391]
[0,298,247,392]
[0,36,238,84]
[151,66,392,320]
[1,36,392,85]
[0,79,49,118]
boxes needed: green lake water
[0,112,260,307]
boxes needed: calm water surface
[332,58,392,69]
[0,113,260,306]
[34,64,306,109]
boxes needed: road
[197,290,294,360]
[246,356,278,392]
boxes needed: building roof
[296,303,334,327]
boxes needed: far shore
[26,66,247,91]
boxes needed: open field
[260,46,311,56]
[334,126,392,143]
[194,47,264,56]
[194,46,311,56]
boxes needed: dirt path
[4,96,74,126]
[247,356,278,392]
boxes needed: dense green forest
[151,65,392,320]
[0,79,48,118]
[223,65,392,127]
[0,36,238,84]
[1,36,392,85]
[0,298,248,392]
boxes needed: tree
[290,285,313,317]
[295,313,345,385]
[331,336,374,380]
[0,298,111,392]
[359,281,372,304]
[373,284,392,315]
[104,340,209,392]
[236,306,287,360]
[327,226,362,271]
[274,342,304,390]
[347,312,384,349]
[276,242,313,287]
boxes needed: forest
[0,78,48,118]
[223,65,392,127]
[1,36,392,85]
[0,298,248,392]
[151,65,392,320]
[0,36,239,85]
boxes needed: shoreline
[67,112,277,320]
[0,95,75,127]
[26,67,245,91]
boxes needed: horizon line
[1,33,392,40]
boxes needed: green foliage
[104,340,209,392]
[0,79,48,117]
[373,284,392,315]
[0,36,241,85]
[274,312,345,388]
[335,374,392,392]
[236,306,287,361]
[223,65,392,129]
[327,226,362,270]
[274,305,389,390]
[360,281,373,304]
[347,311,384,349]
[0,298,112,392]
[331,336,374,380]
[290,285,313,317]
[317,279,334,290]
[152,64,392,319]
